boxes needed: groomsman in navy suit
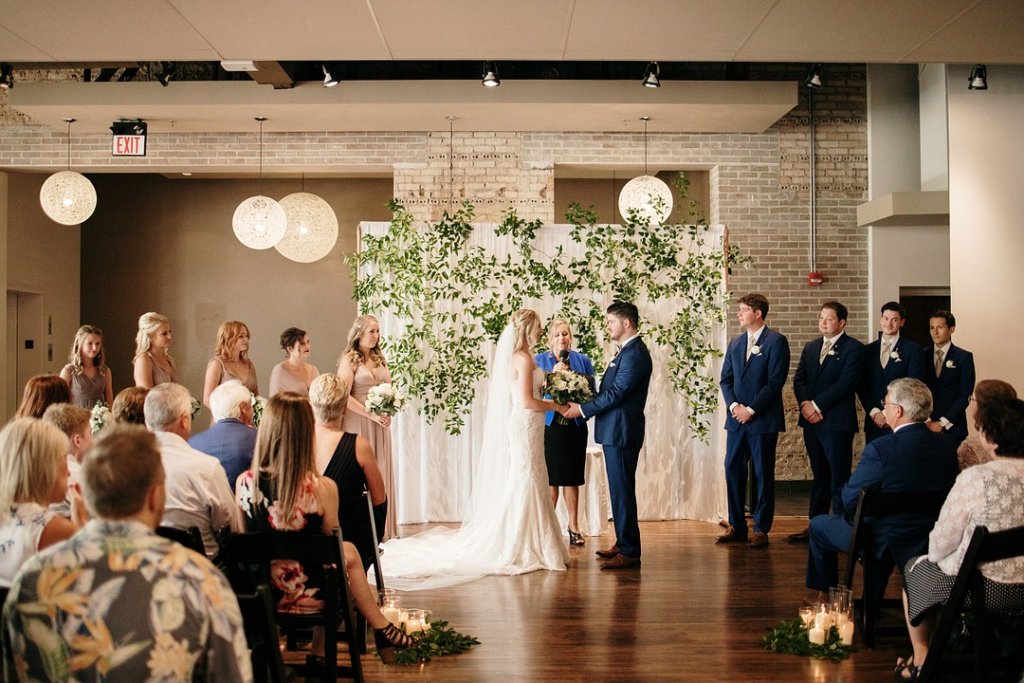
[924,310,976,444]
[563,302,653,570]
[717,293,790,548]
[789,301,865,543]
[857,302,927,443]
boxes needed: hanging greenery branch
[348,174,746,439]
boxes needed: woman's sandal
[375,623,420,663]
[894,655,920,681]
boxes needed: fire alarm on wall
[807,272,823,287]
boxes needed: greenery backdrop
[349,174,743,439]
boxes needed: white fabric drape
[358,222,728,525]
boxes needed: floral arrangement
[365,383,409,417]
[251,395,267,428]
[387,620,480,665]
[90,401,112,435]
[763,618,850,661]
[543,370,594,424]
[190,397,202,419]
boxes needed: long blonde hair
[0,418,69,521]
[338,314,386,369]
[251,393,317,522]
[133,312,174,365]
[510,309,541,354]
[214,320,251,361]
[69,324,107,374]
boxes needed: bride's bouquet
[366,383,409,417]
[544,370,594,425]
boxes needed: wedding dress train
[374,324,569,590]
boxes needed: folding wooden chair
[236,584,295,683]
[156,524,207,556]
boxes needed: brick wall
[0,64,869,478]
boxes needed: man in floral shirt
[2,425,252,682]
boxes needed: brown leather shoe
[715,527,747,544]
[787,527,810,543]
[595,544,620,559]
[600,554,641,570]
[749,531,769,548]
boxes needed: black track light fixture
[0,63,13,90]
[805,64,823,89]
[481,61,500,88]
[157,61,177,87]
[642,61,661,88]
[968,65,987,90]
[322,63,339,88]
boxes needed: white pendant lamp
[39,118,97,225]
[276,190,339,263]
[233,117,286,250]
[618,116,673,225]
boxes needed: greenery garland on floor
[349,173,746,438]
[762,618,851,661]
[381,620,481,665]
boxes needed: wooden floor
[295,516,915,682]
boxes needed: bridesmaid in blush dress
[60,325,114,409]
[132,312,177,389]
[336,314,398,540]
[202,320,259,409]
[268,327,319,396]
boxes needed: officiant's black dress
[535,349,595,486]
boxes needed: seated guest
[0,418,79,587]
[957,379,1016,470]
[112,385,149,424]
[2,425,252,681]
[236,393,417,663]
[41,403,93,518]
[309,374,387,567]
[806,378,958,608]
[189,380,257,490]
[15,374,71,419]
[268,327,319,396]
[145,383,238,558]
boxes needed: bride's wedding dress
[374,324,569,590]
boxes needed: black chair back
[156,525,207,556]
[236,584,294,683]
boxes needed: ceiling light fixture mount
[156,61,176,87]
[481,61,500,88]
[968,65,987,90]
[642,61,661,88]
[39,117,98,225]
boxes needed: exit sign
[112,134,146,156]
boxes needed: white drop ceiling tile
[169,0,391,60]
[370,0,574,60]
[564,0,776,61]
[0,23,55,61]
[903,0,1024,64]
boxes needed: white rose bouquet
[90,401,112,435]
[366,383,409,417]
[252,395,268,427]
[544,370,594,425]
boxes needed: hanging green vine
[348,173,745,439]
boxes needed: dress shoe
[715,527,747,544]
[595,544,620,559]
[749,531,769,548]
[787,527,810,544]
[600,554,641,570]
[568,527,585,546]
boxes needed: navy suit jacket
[188,418,257,491]
[839,422,958,565]
[857,336,927,430]
[793,333,865,432]
[923,343,976,442]
[580,336,653,451]
[720,326,790,434]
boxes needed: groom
[562,302,653,570]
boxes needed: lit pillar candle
[808,626,826,645]
[839,620,854,646]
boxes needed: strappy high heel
[375,623,420,663]
[568,527,585,546]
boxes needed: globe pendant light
[618,116,673,225]
[39,118,97,225]
[233,117,286,249]
[276,185,339,263]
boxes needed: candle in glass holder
[381,597,402,626]
[814,606,833,630]
[839,620,854,646]
[834,610,850,628]
[405,609,425,633]
[808,626,826,645]
[799,606,815,627]
[419,609,432,631]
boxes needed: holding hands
[559,402,583,420]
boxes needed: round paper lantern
[232,195,287,249]
[39,171,97,225]
[617,174,673,225]
[275,192,339,263]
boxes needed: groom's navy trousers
[603,445,642,558]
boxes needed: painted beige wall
[0,172,8,418]
[919,64,950,192]
[4,173,82,420]
[948,64,1024,391]
[80,175,393,423]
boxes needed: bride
[376,309,569,590]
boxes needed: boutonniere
[827,348,837,357]
[945,359,956,369]
[750,345,762,356]
[890,350,902,362]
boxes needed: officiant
[536,319,596,546]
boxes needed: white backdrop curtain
[358,222,728,526]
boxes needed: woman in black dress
[535,319,596,546]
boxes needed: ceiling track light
[968,64,988,90]
[1,63,15,90]
[322,63,339,88]
[642,61,661,88]
[805,63,823,89]
[157,61,176,87]
[481,61,500,88]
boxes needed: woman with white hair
[0,418,81,587]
